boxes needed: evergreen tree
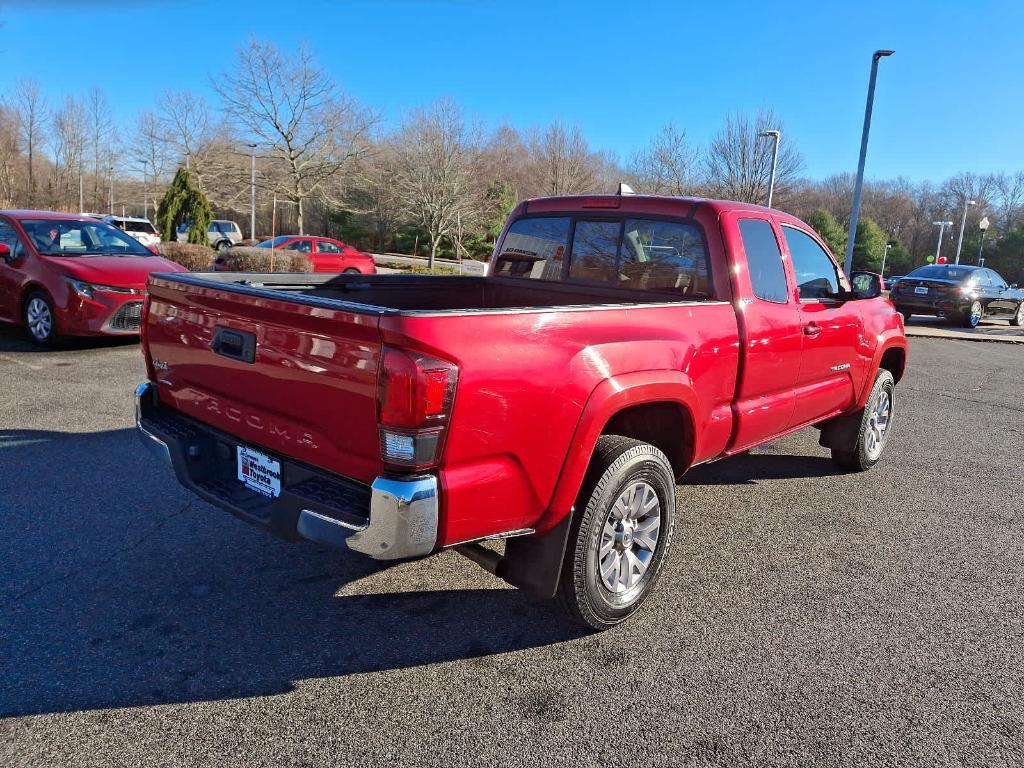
[852,217,888,272]
[804,209,847,258]
[156,167,212,245]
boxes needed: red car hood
[46,255,186,290]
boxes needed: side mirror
[0,243,11,263]
[850,271,883,299]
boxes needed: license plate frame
[236,445,282,498]
[914,286,928,295]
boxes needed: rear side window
[783,226,841,300]
[125,221,156,234]
[493,217,570,279]
[619,219,709,295]
[738,218,789,303]
[317,240,341,254]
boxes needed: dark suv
[892,264,1024,328]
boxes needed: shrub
[155,241,215,271]
[236,238,259,247]
[216,246,312,273]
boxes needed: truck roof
[522,194,806,225]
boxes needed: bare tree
[85,87,116,209]
[156,88,219,187]
[628,123,697,196]
[991,171,1024,232]
[532,121,595,195]
[0,104,20,205]
[215,39,375,234]
[704,109,803,205]
[50,96,88,210]
[14,78,47,205]
[394,98,479,267]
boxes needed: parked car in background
[891,264,1024,327]
[104,215,160,248]
[884,275,903,291]
[136,193,907,629]
[176,219,243,251]
[0,210,186,344]
[253,235,376,274]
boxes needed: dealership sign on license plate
[915,286,928,294]
[237,446,281,497]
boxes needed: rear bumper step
[134,381,438,560]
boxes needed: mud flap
[817,410,863,451]
[497,511,574,599]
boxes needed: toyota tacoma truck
[135,194,907,630]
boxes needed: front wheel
[960,300,983,328]
[1011,302,1024,327]
[24,291,57,345]
[831,369,895,471]
[215,240,231,252]
[556,436,676,630]
[343,268,360,274]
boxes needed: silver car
[176,219,243,250]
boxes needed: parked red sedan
[255,236,377,274]
[0,211,187,344]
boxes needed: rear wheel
[1011,302,1024,327]
[24,291,57,345]
[215,240,231,252]
[343,268,360,274]
[960,300,983,328]
[831,369,895,471]
[556,436,676,630]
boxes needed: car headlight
[67,278,141,299]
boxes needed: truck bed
[161,272,708,314]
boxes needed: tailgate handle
[211,326,256,363]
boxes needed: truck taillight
[140,295,153,377]
[377,346,458,470]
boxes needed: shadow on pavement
[0,324,141,353]
[684,450,842,485]
[0,428,586,718]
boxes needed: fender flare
[537,369,700,534]
[858,333,908,409]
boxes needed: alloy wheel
[26,297,52,341]
[598,481,662,593]
[865,388,892,461]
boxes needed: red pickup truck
[136,194,907,629]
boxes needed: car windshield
[905,265,976,282]
[22,218,152,257]
[257,236,293,247]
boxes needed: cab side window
[738,218,789,303]
[783,226,841,300]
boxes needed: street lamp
[954,198,976,264]
[881,242,892,279]
[978,216,990,266]
[247,143,257,240]
[142,159,149,220]
[932,220,954,262]
[844,49,895,278]
[271,194,298,271]
[759,129,781,208]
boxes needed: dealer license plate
[237,445,281,498]
[914,286,928,295]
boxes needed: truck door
[721,213,802,452]
[779,225,865,426]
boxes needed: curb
[904,327,1024,345]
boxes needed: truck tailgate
[144,275,384,484]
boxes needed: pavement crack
[901,385,1024,414]
[3,499,195,608]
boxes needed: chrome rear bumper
[134,381,438,560]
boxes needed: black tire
[24,290,58,345]
[831,369,895,472]
[960,300,983,328]
[343,268,360,274]
[556,435,676,630]
[1011,302,1024,327]
[215,240,231,252]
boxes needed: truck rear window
[494,215,710,297]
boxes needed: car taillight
[377,346,458,471]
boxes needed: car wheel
[343,268,360,274]
[900,311,912,323]
[24,291,57,345]
[831,369,895,472]
[1011,302,1024,327]
[216,240,231,252]
[556,435,676,630]
[960,300,983,328]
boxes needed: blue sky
[0,0,1021,181]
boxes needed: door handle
[803,322,822,338]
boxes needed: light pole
[954,198,975,264]
[933,220,954,262]
[977,216,990,266]
[271,194,297,271]
[247,143,257,240]
[108,162,114,215]
[143,160,149,220]
[844,49,895,278]
[759,129,781,208]
[881,242,892,279]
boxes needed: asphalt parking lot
[1,328,1022,767]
